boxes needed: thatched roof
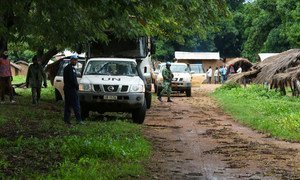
[253,49,300,83]
[10,62,22,70]
[271,65,300,85]
[227,49,300,84]
[227,69,259,83]
[226,57,253,72]
[15,60,29,66]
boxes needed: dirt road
[143,85,300,179]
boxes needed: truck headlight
[130,84,144,92]
[79,84,92,91]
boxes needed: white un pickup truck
[78,58,146,124]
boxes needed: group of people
[206,65,242,84]
[0,51,83,125]
[156,62,244,102]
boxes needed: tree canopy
[155,0,299,62]
[0,0,229,63]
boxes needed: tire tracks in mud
[142,87,300,179]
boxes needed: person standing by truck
[158,62,174,102]
[26,56,47,104]
[63,55,84,125]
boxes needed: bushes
[217,81,241,90]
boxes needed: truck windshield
[84,61,138,76]
[57,59,85,76]
[89,36,148,58]
[161,64,189,73]
[189,64,205,73]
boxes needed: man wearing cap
[0,51,15,104]
[63,55,84,125]
[158,62,174,102]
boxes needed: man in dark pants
[63,55,84,125]
[26,56,47,104]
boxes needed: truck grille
[93,85,129,93]
[121,85,129,92]
[173,78,183,82]
[93,85,101,92]
[103,85,119,92]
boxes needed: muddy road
[143,85,300,179]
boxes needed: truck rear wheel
[132,101,146,124]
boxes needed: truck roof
[87,58,137,63]
[159,62,187,66]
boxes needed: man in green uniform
[26,56,47,104]
[158,62,174,102]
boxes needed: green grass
[0,76,151,178]
[12,75,27,84]
[212,84,300,142]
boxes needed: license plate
[104,95,117,100]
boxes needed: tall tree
[239,0,299,61]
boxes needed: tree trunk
[38,48,58,68]
[0,37,8,53]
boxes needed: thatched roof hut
[226,58,253,72]
[227,70,259,83]
[227,49,300,96]
[253,49,300,84]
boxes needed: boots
[167,97,173,102]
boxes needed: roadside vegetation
[0,76,150,178]
[213,82,300,142]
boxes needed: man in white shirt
[237,66,242,73]
[207,66,212,84]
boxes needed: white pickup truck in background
[154,62,193,97]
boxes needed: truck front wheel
[132,101,146,124]
[145,92,152,109]
[186,88,191,97]
[81,105,89,120]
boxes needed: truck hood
[173,72,191,78]
[80,75,144,85]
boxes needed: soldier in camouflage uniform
[158,62,174,102]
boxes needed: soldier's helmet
[166,61,171,66]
